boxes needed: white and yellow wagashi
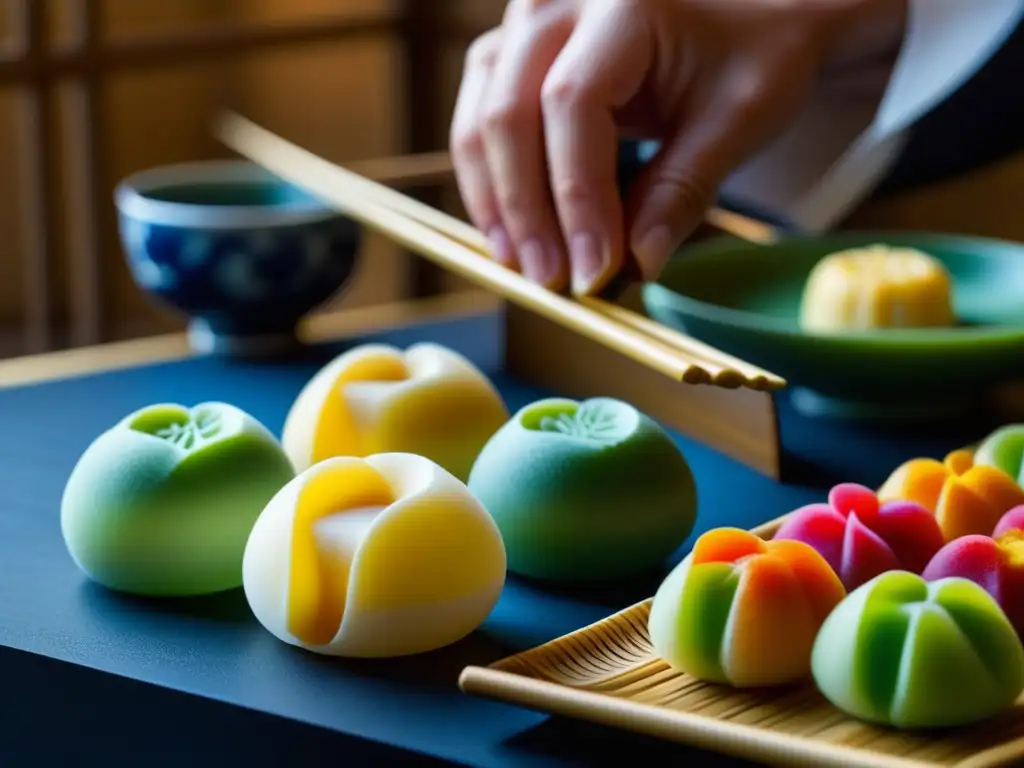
[242,452,506,658]
[282,343,508,482]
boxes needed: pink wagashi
[774,482,945,591]
[922,521,1024,641]
[993,505,1024,539]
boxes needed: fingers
[625,59,790,281]
[452,2,825,292]
[541,1,651,294]
[450,29,514,267]
[480,8,574,289]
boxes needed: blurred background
[0,0,509,359]
[1,0,1022,361]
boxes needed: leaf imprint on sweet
[538,400,632,444]
[154,407,224,450]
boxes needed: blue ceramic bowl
[115,161,362,356]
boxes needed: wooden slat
[63,0,104,346]
[12,0,57,352]
[0,4,439,352]
[0,12,398,83]
[400,0,447,298]
[347,150,453,188]
[0,6,407,352]
[2,0,28,59]
[0,290,498,390]
[444,18,494,44]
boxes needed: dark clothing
[618,17,1024,226]
[877,16,1024,196]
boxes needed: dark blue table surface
[0,309,998,767]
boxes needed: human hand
[449,0,907,296]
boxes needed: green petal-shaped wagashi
[61,402,295,596]
[467,397,697,582]
[812,571,1024,729]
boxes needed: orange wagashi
[648,527,845,687]
[878,450,1024,541]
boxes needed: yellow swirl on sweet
[311,349,408,463]
[286,460,393,646]
[242,453,507,658]
[282,343,509,481]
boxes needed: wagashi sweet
[282,343,508,482]
[61,402,295,596]
[773,483,944,590]
[799,244,955,333]
[975,424,1024,486]
[812,571,1024,729]
[242,452,506,657]
[648,527,845,687]
[467,397,697,582]
[922,511,1024,640]
[994,505,1024,538]
[878,450,1024,541]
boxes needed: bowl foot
[188,318,300,358]
[790,387,980,424]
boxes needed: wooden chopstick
[323,156,783,391]
[217,114,704,384]
[215,112,784,390]
[316,146,784,391]
[705,207,779,245]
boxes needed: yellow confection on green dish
[242,452,506,658]
[281,343,508,482]
[799,245,955,333]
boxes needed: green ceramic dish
[642,232,1024,421]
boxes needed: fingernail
[487,226,514,267]
[569,233,607,296]
[518,238,557,287]
[631,225,674,279]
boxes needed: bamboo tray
[459,512,1024,768]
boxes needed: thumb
[626,65,790,280]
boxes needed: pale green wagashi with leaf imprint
[467,397,697,582]
[61,402,295,596]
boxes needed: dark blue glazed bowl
[115,161,362,356]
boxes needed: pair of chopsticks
[215,112,786,392]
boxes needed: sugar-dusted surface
[0,309,1005,766]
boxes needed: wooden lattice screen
[0,0,473,355]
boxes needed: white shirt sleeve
[717,0,1024,232]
